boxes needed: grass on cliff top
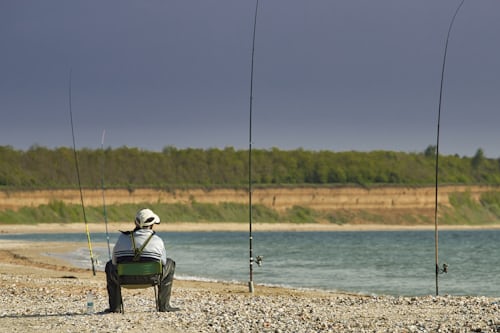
[0,201,316,224]
[439,191,500,225]
[1,191,499,226]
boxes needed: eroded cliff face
[0,185,496,212]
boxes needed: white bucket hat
[135,208,160,228]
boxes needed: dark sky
[1,0,499,157]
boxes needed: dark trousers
[105,258,176,312]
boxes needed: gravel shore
[1,268,500,333]
[1,235,500,332]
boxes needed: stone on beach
[1,270,500,332]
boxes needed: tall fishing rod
[68,70,97,276]
[248,0,260,294]
[434,0,465,296]
[101,129,112,260]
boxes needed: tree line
[0,145,499,189]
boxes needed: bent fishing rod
[434,0,465,296]
[248,0,260,294]
[68,70,97,275]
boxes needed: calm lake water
[2,229,499,297]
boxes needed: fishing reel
[92,255,101,266]
[438,263,448,274]
[255,255,263,267]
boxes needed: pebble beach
[1,224,500,332]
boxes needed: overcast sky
[1,0,499,157]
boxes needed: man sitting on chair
[105,208,180,312]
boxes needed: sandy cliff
[0,185,496,212]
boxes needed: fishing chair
[117,260,163,313]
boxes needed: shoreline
[2,222,500,234]
[1,234,500,331]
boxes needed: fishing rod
[434,0,465,296]
[68,70,97,276]
[101,129,112,260]
[248,0,260,294]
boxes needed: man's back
[112,228,166,265]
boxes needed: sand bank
[2,222,500,235]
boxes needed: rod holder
[248,281,254,293]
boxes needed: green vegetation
[1,145,499,225]
[2,191,500,225]
[1,145,499,189]
[0,201,318,224]
[439,191,500,225]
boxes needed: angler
[104,208,180,313]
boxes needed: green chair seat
[117,261,163,312]
[118,261,162,277]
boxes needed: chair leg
[120,292,124,314]
[115,286,161,313]
[154,286,159,311]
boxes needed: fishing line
[248,0,260,294]
[101,129,112,260]
[68,70,97,276]
[434,0,465,296]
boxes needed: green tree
[471,148,485,169]
[424,145,436,158]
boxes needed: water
[2,229,499,297]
